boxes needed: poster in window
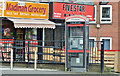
[4,28,10,37]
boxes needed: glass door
[16,29,24,40]
[15,29,24,61]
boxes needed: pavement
[0,67,71,74]
[2,70,71,74]
[0,66,120,76]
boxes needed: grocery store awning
[8,18,55,29]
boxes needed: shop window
[100,5,112,24]
[89,5,96,24]
[89,37,96,47]
[1,21,14,61]
[45,28,53,46]
[45,27,65,47]
[25,28,37,40]
[100,37,112,50]
[55,26,64,41]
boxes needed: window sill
[100,22,112,25]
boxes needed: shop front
[48,2,94,42]
[0,1,55,62]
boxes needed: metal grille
[0,40,13,62]
[89,41,102,64]
[0,40,65,64]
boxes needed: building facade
[88,1,120,72]
[1,0,120,72]
[89,1,119,51]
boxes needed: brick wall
[89,1,120,72]
[89,2,119,50]
[118,1,120,50]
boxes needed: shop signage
[0,1,3,16]
[52,2,94,21]
[4,1,49,19]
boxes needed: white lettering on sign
[54,12,61,18]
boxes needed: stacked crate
[43,48,54,61]
[25,47,66,63]
[25,46,38,62]
[43,48,65,63]
[51,49,65,62]
[104,51,115,67]
[2,43,12,62]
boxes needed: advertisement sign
[52,2,94,21]
[4,1,49,19]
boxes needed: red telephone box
[65,15,89,72]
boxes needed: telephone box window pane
[102,7,110,18]
[69,26,83,50]
[70,27,83,37]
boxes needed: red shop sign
[53,2,94,21]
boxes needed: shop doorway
[16,29,24,40]
[14,28,25,62]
